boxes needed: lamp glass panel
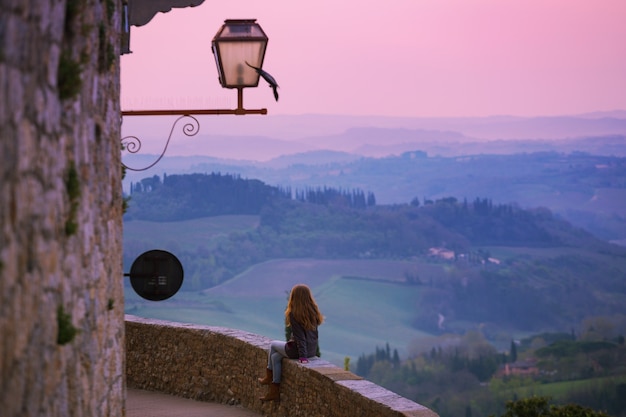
[217,41,267,87]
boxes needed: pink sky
[121,0,626,118]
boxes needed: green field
[125,257,437,366]
[495,375,626,403]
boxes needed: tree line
[294,186,376,208]
[125,172,376,221]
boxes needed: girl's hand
[299,358,309,364]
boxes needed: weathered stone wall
[126,316,438,417]
[0,1,124,416]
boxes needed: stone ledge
[125,315,438,417]
[313,364,364,381]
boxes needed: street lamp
[212,19,268,113]
[122,19,274,171]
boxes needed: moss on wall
[58,53,82,100]
[57,305,78,345]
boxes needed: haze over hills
[122,112,626,245]
[121,112,626,160]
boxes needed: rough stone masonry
[0,1,125,416]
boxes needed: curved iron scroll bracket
[121,115,200,171]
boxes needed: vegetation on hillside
[356,324,626,417]
[125,173,291,221]
[124,173,626,332]
[492,396,612,417]
[125,172,377,221]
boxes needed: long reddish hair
[285,284,324,330]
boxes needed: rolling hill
[123,177,626,367]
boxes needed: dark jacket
[286,313,318,359]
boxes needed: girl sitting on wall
[258,284,324,402]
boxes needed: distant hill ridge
[125,172,618,254]
[123,150,626,243]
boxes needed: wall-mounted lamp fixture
[122,19,275,171]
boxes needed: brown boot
[260,383,280,402]
[258,368,272,385]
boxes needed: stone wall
[126,315,438,417]
[0,1,124,416]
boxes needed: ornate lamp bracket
[120,101,267,171]
[121,18,271,170]
[121,114,200,172]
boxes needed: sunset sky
[121,0,626,118]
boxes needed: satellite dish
[125,250,184,301]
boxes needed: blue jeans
[266,340,288,383]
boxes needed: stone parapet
[126,315,438,417]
